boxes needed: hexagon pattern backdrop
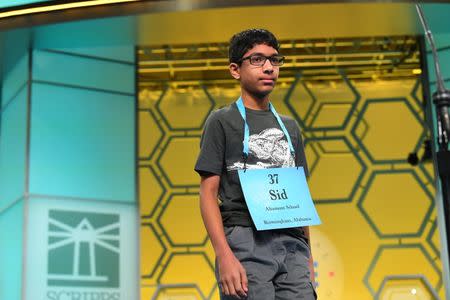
[138,74,444,299]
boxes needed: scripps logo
[46,210,120,289]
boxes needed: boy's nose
[262,59,274,73]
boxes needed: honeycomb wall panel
[139,76,443,299]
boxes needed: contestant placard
[238,167,321,230]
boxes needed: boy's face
[229,43,280,98]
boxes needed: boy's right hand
[217,251,248,299]
[199,175,248,298]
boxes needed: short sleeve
[294,122,309,177]
[194,111,225,177]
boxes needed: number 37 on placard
[268,174,279,185]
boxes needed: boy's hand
[217,251,248,299]
[199,175,247,298]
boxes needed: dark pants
[216,226,317,300]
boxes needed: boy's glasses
[240,54,285,66]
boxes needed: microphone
[416,3,450,295]
[416,3,450,151]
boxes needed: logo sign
[47,210,120,288]
[25,198,138,300]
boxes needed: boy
[195,29,316,300]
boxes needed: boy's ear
[229,63,240,80]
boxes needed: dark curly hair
[228,29,280,65]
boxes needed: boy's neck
[241,91,270,111]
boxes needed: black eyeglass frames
[240,54,285,66]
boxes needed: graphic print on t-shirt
[227,128,295,170]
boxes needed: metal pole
[416,4,450,299]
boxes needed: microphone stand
[416,4,450,297]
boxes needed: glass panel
[33,50,134,94]
[0,88,27,210]
[0,200,24,300]
[2,53,28,108]
[29,83,135,202]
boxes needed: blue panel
[0,0,49,8]
[0,200,24,300]
[427,46,450,84]
[0,88,27,211]
[33,16,136,50]
[33,50,134,94]
[1,29,30,107]
[29,83,135,202]
[423,4,450,35]
[2,53,28,107]
[53,46,135,63]
[433,33,450,48]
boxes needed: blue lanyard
[235,97,295,160]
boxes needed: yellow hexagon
[378,277,437,300]
[139,110,163,159]
[159,194,207,246]
[187,240,216,271]
[154,286,204,299]
[159,253,216,297]
[438,282,445,300]
[422,162,435,183]
[430,222,441,256]
[141,286,158,299]
[157,87,213,130]
[158,137,200,187]
[203,239,216,269]
[304,142,319,173]
[307,79,358,129]
[286,80,315,124]
[141,224,165,277]
[312,103,352,128]
[361,172,431,236]
[307,139,363,201]
[310,80,356,103]
[267,85,291,116]
[431,230,440,253]
[210,288,220,300]
[139,89,163,109]
[357,100,423,161]
[318,139,350,153]
[139,167,164,217]
[205,86,240,108]
[368,246,440,293]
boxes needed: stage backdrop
[139,74,444,299]
[0,28,139,300]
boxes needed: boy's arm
[199,175,248,299]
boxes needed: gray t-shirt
[195,102,309,235]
